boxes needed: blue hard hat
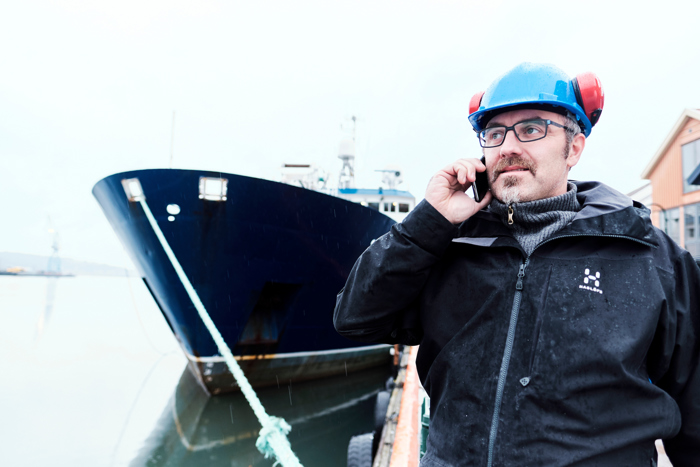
[468,63,604,137]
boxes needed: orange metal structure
[389,346,421,467]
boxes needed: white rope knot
[256,416,293,458]
[256,416,302,466]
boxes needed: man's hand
[425,158,492,224]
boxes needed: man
[334,63,700,466]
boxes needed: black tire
[374,390,391,434]
[384,376,395,391]
[347,432,374,467]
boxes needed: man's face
[483,108,585,204]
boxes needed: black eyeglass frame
[478,118,573,148]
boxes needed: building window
[399,203,410,213]
[659,207,681,247]
[682,139,700,193]
[685,203,700,259]
[367,202,379,211]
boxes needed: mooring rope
[139,198,303,467]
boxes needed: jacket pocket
[422,288,500,388]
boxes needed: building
[641,108,700,258]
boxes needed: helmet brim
[469,100,592,137]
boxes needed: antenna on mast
[351,115,356,142]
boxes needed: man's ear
[566,133,586,169]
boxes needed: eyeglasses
[478,118,572,148]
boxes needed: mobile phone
[472,156,489,202]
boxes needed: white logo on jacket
[579,268,603,294]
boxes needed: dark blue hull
[93,169,395,393]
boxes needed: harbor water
[0,274,389,466]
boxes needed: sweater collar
[489,182,580,228]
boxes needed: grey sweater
[489,182,581,256]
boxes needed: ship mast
[46,220,62,274]
[338,116,356,189]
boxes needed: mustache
[490,157,537,182]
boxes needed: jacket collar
[456,180,658,248]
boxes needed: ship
[92,138,414,395]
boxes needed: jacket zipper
[485,233,653,467]
[487,258,528,467]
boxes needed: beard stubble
[489,141,571,204]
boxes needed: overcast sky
[2,0,699,267]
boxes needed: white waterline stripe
[185,344,391,363]
[286,390,380,426]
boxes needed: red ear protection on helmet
[572,72,604,126]
[469,91,485,115]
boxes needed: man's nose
[499,129,522,157]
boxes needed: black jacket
[334,181,700,466]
